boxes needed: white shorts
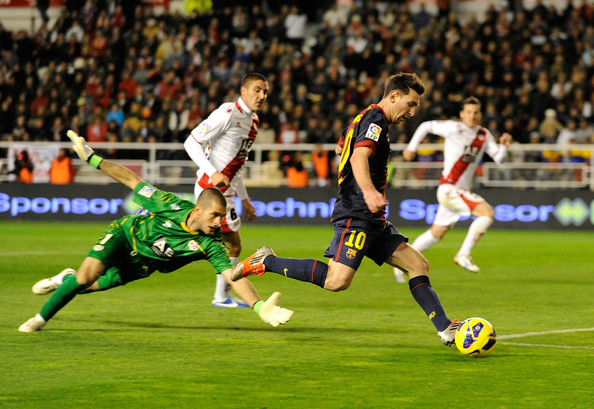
[194,183,241,235]
[433,184,485,227]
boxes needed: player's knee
[409,255,430,277]
[75,271,99,287]
[323,276,351,292]
[475,203,495,218]
[481,208,494,219]
[416,256,430,276]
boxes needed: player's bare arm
[96,160,143,190]
[403,148,416,161]
[67,130,141,190]
[350,146,387,213]
[220,268,260,307]
[210,171,230,188]
[241,199,257,222]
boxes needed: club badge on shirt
[365,124,382,141]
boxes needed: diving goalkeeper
[18,130,293,332]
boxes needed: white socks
[213,257,238,301]
[412,230,440,252]
[458,216,493,256]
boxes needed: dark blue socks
[264,256,328,288]
[408,275,450,331]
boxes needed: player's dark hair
[383,73,425,98]
[197,188,226,208]
[462,96,481,109]
[242,72,268,86]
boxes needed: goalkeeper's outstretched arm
[67,130,142,190]
[220,268,293,327]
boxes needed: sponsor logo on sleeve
[365,124,382,141]
[199,121,211,133]
[138,186,156,198]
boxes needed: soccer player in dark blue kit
[232,73,461,346]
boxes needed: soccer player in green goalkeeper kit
[18,131,292,332]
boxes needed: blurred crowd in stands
[0,0,593,174]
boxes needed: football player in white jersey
[184,73,269,307]
[394,96,513,279]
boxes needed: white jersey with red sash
[187,98,258,197]
[407,120,504,190]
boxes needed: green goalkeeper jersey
[106,182,232,275]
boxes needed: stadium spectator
[322,3,346,28]
[49,147,75,184]
[28,114,50,141]
[168,98,189,136]
[12,149,34,183]
[539,108,564,143]
[156,69,182,101]
[18,130,292,332]
[394,97,513,276]
[117,70,138,100]
[30,88,49,116]
[149,115,173,143]
[90,30,108,60]
[557,118,578,146]
[11,114,29,141]
[50,116,66,142]
[183,73,268,308]
[413,3,432,30]
[284,5,307,48]
[106,103,124,126]
[575,117,594,144]
[286,152,309,188]
[86,115,107,143]
[311,143,331,187]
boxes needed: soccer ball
[454,317,497,357]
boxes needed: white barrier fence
[1,142,593,190]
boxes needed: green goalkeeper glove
[66,130,103,168]
[253,292,293,327]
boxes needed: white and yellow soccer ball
[455,317,497,357]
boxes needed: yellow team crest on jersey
[346,249,357,259]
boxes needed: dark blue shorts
[324,218,408,270]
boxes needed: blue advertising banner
[1,184,593,230]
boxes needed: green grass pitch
[1,221,593,408]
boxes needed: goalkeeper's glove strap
[252,299,263,314]
[88,154,104,169]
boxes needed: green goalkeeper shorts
[86,224,154,290]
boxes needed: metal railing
[1,141,593,190]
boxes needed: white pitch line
[499,342,594,350]
[498,327,594,340]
